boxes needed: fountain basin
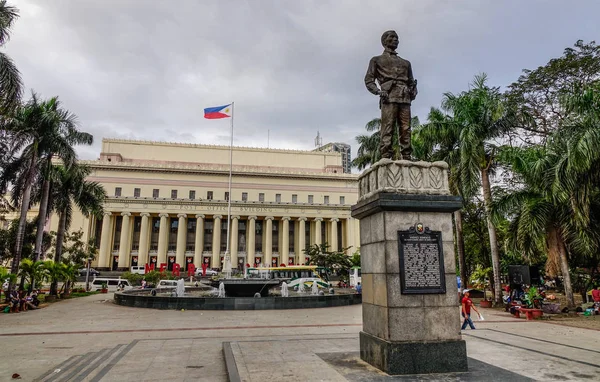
[114,288,362,310]
[210,279,281,297]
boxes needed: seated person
[18,290,28,312]
[25,293,37,310]
[9,290,20,312]
[31,290,40,307]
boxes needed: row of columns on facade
[97,212,350,269]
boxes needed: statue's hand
[378,90,388,99]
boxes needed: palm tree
[18,258,44,292]
[0,94,90,280]
[59,263,77,295]
[427,74,516,304]
[413,107,468,292]
[492,146,576,307]
[51,164,105,265]
[29,97,92,264]
[0,0,22,111]
[42,260,63,296]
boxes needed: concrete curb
[222,342,241,382]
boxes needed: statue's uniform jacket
[364,49,416,105]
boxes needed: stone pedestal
[351,159,468,375]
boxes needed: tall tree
[437,74,515,304]
[29,96,91,263]
[0,94,89,280]
[506,40,600,144]
[413,107,468,291]
[492,145,576,307]
[50,164,105,265]
[0,0,22,111]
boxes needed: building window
[189,190,196,200]
[242,192,248,201]
[153,189,160,198]
[238,219,247,252]
[150,217,160,250]
[275,194,281,203]
[225,192,229,201]
[259,193,265,202]
[171,190,178,199]
[340,196,345,205]
[207,191,213,200]
[203,219,213,252]
[186,219,196,251]
[134,188,141,198]
[292,194,297,203]
[168,218,178,251]
[115,187,122,197]
[220,219,228,252]
[131,216,141,250]
[324,195,329,204]
[308,195,314,204]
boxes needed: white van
[91,278,132,292]
[130,266,146,275]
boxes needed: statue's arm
[364,58,381,96]
[408,61,418,100]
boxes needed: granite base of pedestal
[360,331,468,375]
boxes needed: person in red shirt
[592,286,600,303]
[461,290,480,330]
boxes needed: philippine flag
[204,104,232,119]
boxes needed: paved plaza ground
[0,293,599,381]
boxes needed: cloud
[5,0,600,163]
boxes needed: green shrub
[122,272,144,286]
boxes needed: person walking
[461,290,480,330]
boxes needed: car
[195,268,218,276]
[79,268,100,277]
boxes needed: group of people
[3,287,41,313]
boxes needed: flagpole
[224,102,234,275]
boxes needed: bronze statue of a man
[365,30,417,160]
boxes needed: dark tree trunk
[50,212,67,296]
[54,212,67,263]
[34,162,52,261]
[10,154,37,294]
[481,168,502,306]
[454,210,467,292]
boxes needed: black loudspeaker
[508,265,540,287]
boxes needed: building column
[157,213,169,266]
[117,212,132,269]
[314,217,323,246]
[176,213,187,267]
[298,217,306,265]
[282,217,290,266]
[345,217,354,255]
[330,218,339,252]
[98,212,112,269]
[231,216,239,267]
[247,216,256,265]
[194,214,204,267]
[265,216,273,267]
[138,212,151,266]
[212,215,222,268]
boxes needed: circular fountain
[114,278,361,310]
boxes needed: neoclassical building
[36,139,360,271]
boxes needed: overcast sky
[5,0,599,162]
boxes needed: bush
[144,270,162,286]
[122,272,144,286]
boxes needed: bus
[245,265,330,289]
[349,266,361,287]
